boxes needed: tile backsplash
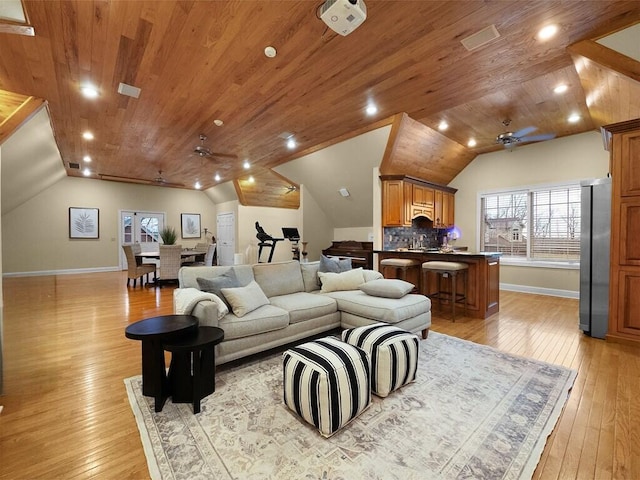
[383,226,452,250]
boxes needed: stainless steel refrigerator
[579,177,611,339]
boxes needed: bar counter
[375,250,501,319]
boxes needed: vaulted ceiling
[0,1,639,208]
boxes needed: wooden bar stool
[380,258,421,292]
[421,261,469,321]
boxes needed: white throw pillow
[318,268,365,293]
[221,280,270,317]
[359,279,414,299]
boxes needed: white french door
[119,211,165,269]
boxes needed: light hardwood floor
[1,271,639,479]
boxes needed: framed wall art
[181,213,201,239]
[69,207,99,239]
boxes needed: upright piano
[322,240,374,270]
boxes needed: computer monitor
[282,227,300,241]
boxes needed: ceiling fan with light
[495,119,556,149]
[193,134,238,159]
[99,170,184,188]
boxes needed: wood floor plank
[2,274,640,479]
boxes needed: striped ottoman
[283,337,371,437]
[342,323,419,397]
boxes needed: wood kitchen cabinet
[382,179,406,226]
[603,120,640,345]
[412,184,434,207]
[381,175,456,227]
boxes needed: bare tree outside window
[481,185,581,261]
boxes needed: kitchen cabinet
[382,179,406,226]
[603,120,640,345]
[381,175,456,227]
[443,192,455,227]
[412,184,434,207]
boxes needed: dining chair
[159,244,183,285]
[122,244,156,287]
[183,243,216,267]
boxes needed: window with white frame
[480,184,581,261]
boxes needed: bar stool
[380,258,421,292]
[421,261,469,321]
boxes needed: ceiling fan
[99,170,184,187]
[193,134,238,159]
[495,119,556,149]
[284,184,298,194]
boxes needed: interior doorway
[216,212,235,266]
[119,211,165,269]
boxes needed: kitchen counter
[375,250,501,319]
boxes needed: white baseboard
[500,283,579,299]
[3,266,121,278]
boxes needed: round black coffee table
[164,326,225,414]
[125,315,198,412]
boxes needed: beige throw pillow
[318,268,365,293]
[359,279,413,299]
[221,280,270,317]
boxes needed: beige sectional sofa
[174,260,431,365]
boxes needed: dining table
[135,249,206,262]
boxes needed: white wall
[450,131,610,295]
[237,204,301,264]
[2,177,218,274]
[301,186,333,262]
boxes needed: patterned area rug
[124,332,576,480]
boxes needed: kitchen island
[375,250,501,319]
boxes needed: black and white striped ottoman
[342,323,419,397]
[283,337,371,437]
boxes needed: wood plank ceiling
[0,1,638,208]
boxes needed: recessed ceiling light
[83,168,91,176]
[264,46,277,58]
[243,160,250,169]
[554,84,568,94]
[365,104,377,115]
[467,138,477,147]
[538,24,558,41]
[194,181,201,190]
[568,113,581,123]
[81,85,99,99]
[248,176,255,183]
[214,119,224,127]
[83,155,91,162]
[82,131,94,140]
[438,121,449,131]
[214,174,221,182]
[286,138,296,149]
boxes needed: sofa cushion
[301,261,321,292]
[218,304,290,340]
[318,268,365,293]
[323,291,430,324]
[196,269,241,309]
[253,260,304,298]
[359,279,414,299]
[363,270,384,282]
[319,254,352,274]
[179,265,254,289]
[269,292,338,324]
[221,280,270,318]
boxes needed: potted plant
[160,226,177,245]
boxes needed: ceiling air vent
[68,162,80,169]
[461,24,500,51]
[117,82,141,99]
